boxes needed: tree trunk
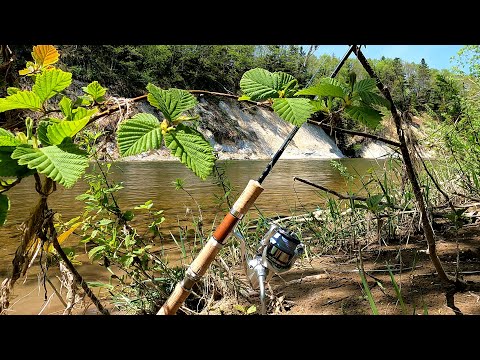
[353,46,451,283]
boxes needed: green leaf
[0,151,33,177]
[0,194,10,226]
[296,82,346,99]
[240,68,297,101]
[47,117,91,145]
[7,87,20,96]
[345,105,383,128]
[59,96,73,120]
[117,113,163,156]
[387,263,407,315]
[86,281,114,290]
[146,84,197,121]
[246,305,257,314]
[82,81,107,103]
[11,140,89,188]
[366,194,384,209]
[32,68,72,103]
[0,91,41,112]
[0,129,14,138]
[88,245,106,260]
[358,91,391,109]
[272,98,314,126]
[310,100,329,113]
[0,128,21,149]
[359,268,378,315]
[164,124,215,180]
[237,95,251,101]
[72,107,97,122]
[353,78,376,93]
[233,304,245,313]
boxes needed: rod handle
[157,282,190,315]
[231,180,264,216]
[189,237,223,277]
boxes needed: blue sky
[310,45,466,71]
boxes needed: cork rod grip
[189,237,223,277]
[231,180,264,216]
[157,282,190,315]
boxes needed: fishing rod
[157,45,357,315]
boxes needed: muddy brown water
[0,158,392,314]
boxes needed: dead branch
[293,176,407,212]
[308,119,401,148]
[353,46,451,284]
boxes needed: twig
[293,176,407,211]
[51,232,110,315]
[308,119,401,147]
[46,277,68,308]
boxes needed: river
[0,158,390,314]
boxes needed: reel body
[235,223,304,314]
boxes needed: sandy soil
[205,224,480,316]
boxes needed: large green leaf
[0,151,33,177]
[82,81,107,102]
[240,68,297,101]
[345,105,383,128]
[0,193,9,226]
[11,141,89,188]
[164,124,215,180]
[117,113,163,156]
[353,78,376,93]
[0,91,41,112]
[295,82,346,99]
[146,84,197,121]
[47,117,91,145]
[32,68,72,103]
[357,91,391,109]
[272,98,314,126]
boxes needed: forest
[0,44,479,315]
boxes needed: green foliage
[234,304,257,314]
[239,68,297,101]
[12,139,89,188]
[146,84,197,121]
[164,124,216,180]
[117,113,163,156]
[239,68,314,126]
[117,85,215,180]
[0,91,41,112]
[82,81,108,103]
[46,115,94,145]
[32,68,72,103]
[387,263,407,315]
[297,74,387,129]
[358,265,378,315]
[271,98,314,126]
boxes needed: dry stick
[293,176,406,212]
[307,119,401,148]
[353,46,451,284]
[52,238,110,315]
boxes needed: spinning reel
[234,223,304,315]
